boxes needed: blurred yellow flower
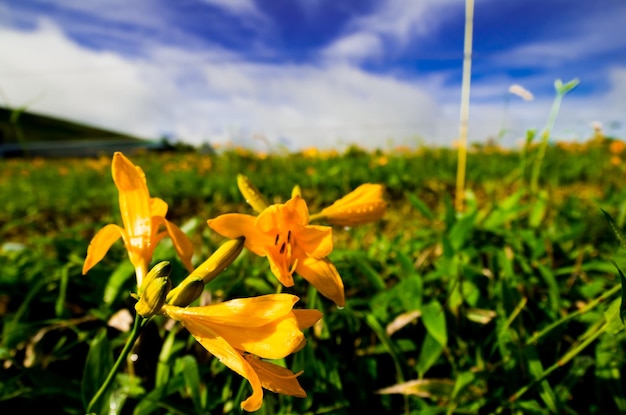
[609,139,625,155]
[82,152,194,287]
[162,294,322,412]
[208,195,345,306]
[310,184,387,227]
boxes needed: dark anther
[279,242,286,254]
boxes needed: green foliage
[2,143,626,414]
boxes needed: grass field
[1,138,626,414]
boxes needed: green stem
[86,314,149,414]
[525,283,621,346]
[507,319,607,405]
[529,79,578,194]
[529,91,563,194]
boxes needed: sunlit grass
[1,136,626,413]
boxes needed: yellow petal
[163,295,304,359]
[182,322,265,412]
[82,223,124,274]
[159,217,194,272]
[265,245,296,287]
[200,314,304,359]
[291,185,302,198]
[164,294,299,328]
[112,152,152,242]
[150,197,168,217]
[293,309,323,330]
[296,257,345,307]
[315,183,387,226]
[255,204,282,234]
[295,225,333,258]
[208,214,268,256]
[244,355,307,398]
[281,195,309,227]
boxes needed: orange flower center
[273,230,298,275]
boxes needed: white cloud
[199,0,263,17]
[23,0,168,31]
[320,32,384,63]
[319,0,461,63]
[1,15,624,153]
[0,20,162,136]
[0,20,455,150]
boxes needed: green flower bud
[135,275,171,318]
[138,261,172,295]
[166,277,205,307]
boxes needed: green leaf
[104,261,134,306]
[525,345,559,413]
[602,209,626,249]
[555,78,580,94]
[481,189,526,230]
[355,256,386,291]
[176,355,204,413]
[421,301,447,348]
[604,298,625,335]
[133,373,187,415]
[618,262,626,325]
[55,264,70,317]
[365,313,405,382]
[82,328,114,414]
[417,332,443,378]
[609,259,626,327]
[536,263,560,316]
[594,331,626,412]
[155,326,181,388]
[529,190,548,228]
[407,193,435,220]
[446,210,477,253]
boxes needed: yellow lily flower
[208,195,345,306]
[309,183,387,226]
[82,152,194,287]
[162,294,322,412]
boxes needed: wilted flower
[82,152,194,287]
[162,294,322,412]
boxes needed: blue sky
[1,0,625,151]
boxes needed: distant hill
[0,106,165,157]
